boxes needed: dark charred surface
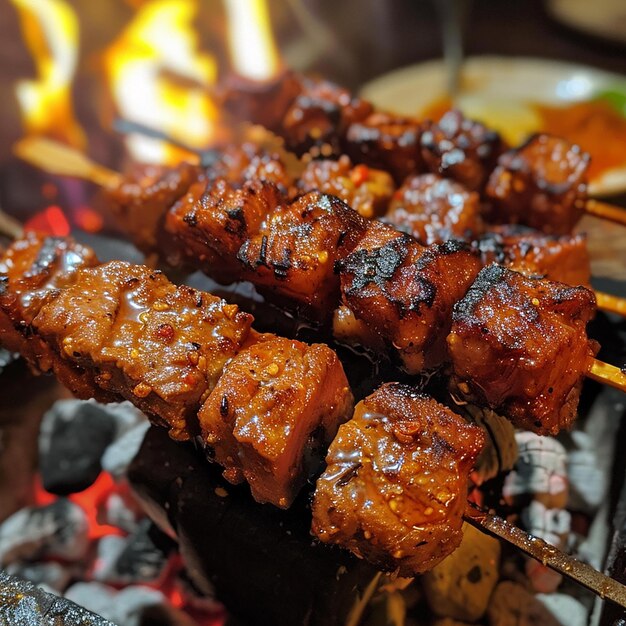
[385,173,482,245]
[312,384,484,576]
[474,224,591,286]
[420,110,507,191]
[128,426,380,626]
[198,334,353,508]
[448,265,598,434]
[485,133,589,234]
[344,112,424,184]
[337,223,482,373]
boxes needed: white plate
[361,56,626,196]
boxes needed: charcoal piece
[93,519,171,585]
[39,402,116,495]
[138,603,198,626]
[128,427,381,626]
[101,421,150,479]
[103,492,139,533]
[0,499,88,566]
[65,582,164,626]
[0,571,114,626]
[0,348,15,374]
[5,561,72,593]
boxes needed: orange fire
[10,0,86,148]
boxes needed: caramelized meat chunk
[312,383,484,576]
[282,76,373,155]
[385,173,482,245]
[474,225,591,286]
[166,178,284,282]
[337,223,482,372]
[106,162,200,255]
[238,192,368,318]
[199,335,353,508]
[448,265,597,434]
[485,134,589,234]
[345,112,424,184]
[421,110,506,191]
[0,232,107,400]
[33,262,253,440]
[297,155,395,218]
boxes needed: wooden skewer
[12,137,626,323]
[0,208,23,240]
[464,503,626,609]
[586,199,626,227]
[587,359,626,392]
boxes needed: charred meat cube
[344,112,424,184]
[474,225,591,286]
[448,265,597,435]
[105,161,200,255]
[282,77,373,156]
[312,383,484,576]
[0,232,110,401]
[337,222,482,372]
[238,192,368,319]
[218,71,304,134]
[297,155,395,218]
[199,334,353,508]
[484,134,589,234]
[385,173,482,245]
[165,178,284,283]
[33,262,253,440]
[421,110,506,191]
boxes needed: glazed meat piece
[312,383,484,576]
[344,112,424,184]
[337,222,482,372]
[297,155,395,218]
[238,192,368,319]
[474,225,591,286]
[165,178,285,283]
[385,173,482,245]
[448,265,597,435]
[484,134,589,234]
[282,76,373,155]
[106,161,201,256]
[199,334,353,508]
[33,261,253,440]
[421,110,506,191]
[219,71,304,134]
[0,232,110,401]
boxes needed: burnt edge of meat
[452,264,510,323]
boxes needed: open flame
[10,0,85,148]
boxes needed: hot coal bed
[0,233,625,626]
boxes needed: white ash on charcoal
[64,581,165,626]
[39,399,149,495]
[0,348,15,374]
[520,501,571,549]
[535,593,587,626]
[5,560,73,593]
[102,490,139,533]
[0,498,88,566]
[92,518,172,585]
[487,581,561,626]
[0,570,115,626]
[563,431,605,513]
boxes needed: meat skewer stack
[6,70,626,608]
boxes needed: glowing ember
[10,0,85,148]
[24,205,70,236]
[103,0,218,164]
[224,0,281,81]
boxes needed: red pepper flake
[155,323,175,342]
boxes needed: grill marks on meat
[237,192,368,317]
[485,134,589,234]
[420,110,507,191]
[199,335,353,508]
[312,383,484,576]
[448,265,597,435]
[33,261,254,441]
[336,223,482,372]
[474,225,591,287]
[385,173,482,245]
[0,232,110,400]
